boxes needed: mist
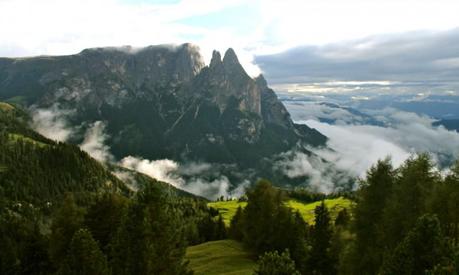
[30,104,75,142]
[119,156,247,200]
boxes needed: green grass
[5,96,26,106]
[208,197,353,225]
[8,133,48,148]
[0,102,15,112]
[0,165,7,173]
[186,240,256,275]
[286,197,353,224]
[208,201,247,226]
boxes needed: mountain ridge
[0,43,327,186]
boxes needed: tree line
[229,154,459,274]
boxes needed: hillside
[0,103,197,205]
[186,240,256,275]
[208,197,353,225]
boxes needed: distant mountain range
[0,44,327,187]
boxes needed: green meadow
[186,240,256,275]
[208,197,353,225]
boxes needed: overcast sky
[2,0,459,86]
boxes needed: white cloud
[30,104,75,142]
[276,151,340,193]
[79,121,114,162]
[3,0,459,78]
[273,102,459,192]
[290,108,459,178]
[119,156,243,199]
[304,120,410,177]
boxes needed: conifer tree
[308,201,336,275]
[382,154,439,249]
[351,158,395,273]
[380,214,448,275]
[49,194,85,267]
[254,250,300,275]
[59,229,109,275]
[229,206,244,240]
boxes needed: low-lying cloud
[119,156,247,200]
[283,105,459,182]
[79,121,114,163]
[31,104,75,142]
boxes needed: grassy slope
[0,102,15,112]
[208,197,353,225]
[208,201,247,226]
[8,133,49,148]
[286,197,353,224]
[186,240,256,275]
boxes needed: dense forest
[231,156,459,274]
[1,102,459,274]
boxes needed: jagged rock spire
[210,50,222,67]
[222,48,239,65]
[255,74,268,88]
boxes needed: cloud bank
[119,156,247,200]
[79,121,114,163]
[284,105,459,181]
[256,29,459,86]
[31,105,75,142]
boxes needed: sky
[2,0,459,87]
[10,0,459,196]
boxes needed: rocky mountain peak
[0,43,327,171]
[222,48,239,65]
[255,74,268,88]
[210,50,222,67]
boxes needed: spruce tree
[351,158,395,274]
[308,201,336,275]
[49,194,85,267]
[110,184,191,275]
[59,228,109,275]
[229,206,244,240]
[380,214,448,275]
[382,154,439,250]
[254,250,300,275]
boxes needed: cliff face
[0,43,326,167]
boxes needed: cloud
[255,29,459,86]
[79,121,114,162]
[275,151,343,193]
[119,156,244,200]
[290,108,459,177]
[4,0,459,79]
[273,102,459,192]
[30,104,75,142]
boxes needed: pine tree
[216,214,227,240]
[380,214,448,275]
[59,228,109,275]
[84,192,127,255]
[351,158,395,274]
[308,201,336,275]
[229,206,244,240]
[242,180,285,254]
[382,154,439,250]
[254,250,300,275]
[110,184,192,275]
[49,194,85,267]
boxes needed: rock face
[0,43,326,167]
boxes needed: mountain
[0,102,196,205]
[0,43,326,177]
